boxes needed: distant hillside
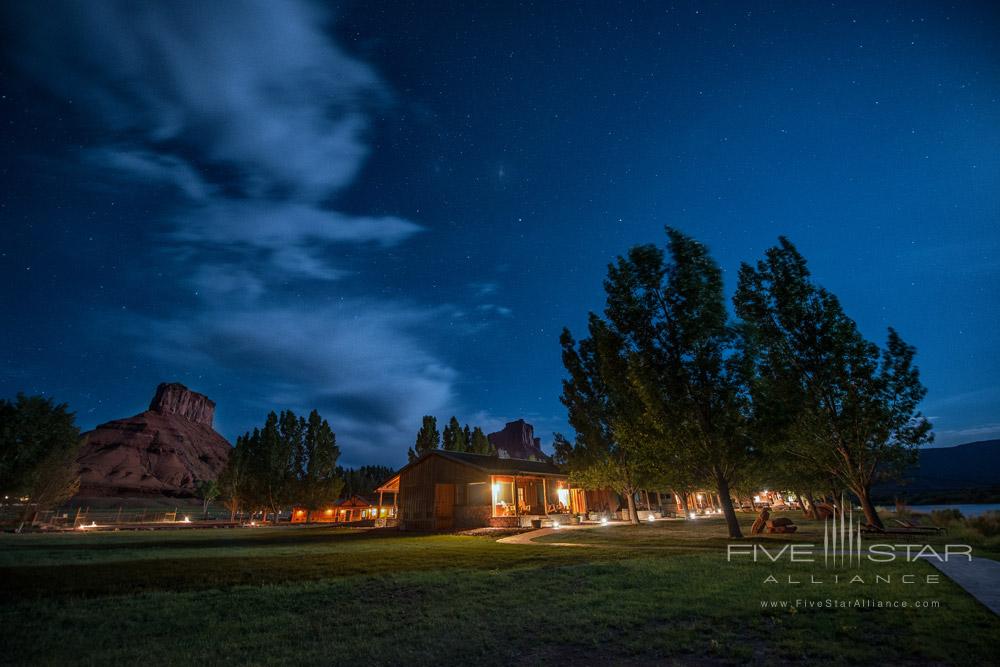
[872,439,1000,503]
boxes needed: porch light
[600,518,609,526]
[647,514,655,522]
[689,512,696,519]
[553,521,561,530]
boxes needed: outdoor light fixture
[552,521,561,530]
[600,517,609,526]
[646,514,655,522]
[689,512,696,520]
[182,516,191,523]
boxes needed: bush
[966,511,1000,537]
[929,509,964,527]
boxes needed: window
[467,482,490,506]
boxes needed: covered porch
[375,475,400,526]
[488,474,584,527]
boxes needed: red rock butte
[75,383,231,499]
[487,419,548,460]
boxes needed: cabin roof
[393,449,565,478]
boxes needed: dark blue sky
[2,1,998,466]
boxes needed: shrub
[929,509,963,527]
[965,511,1000,537]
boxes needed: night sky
[2,1,998,467]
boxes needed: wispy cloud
[477,304,514,317]
[9,1,453,460]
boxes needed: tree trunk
[625,490,639,524]
[677,490,690,517]
[804,491,818,519]
[714,470,742,538]
[856,486,883,529]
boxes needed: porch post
[378,491,384,519]
[542,477,548,515]
[513,477,519,518]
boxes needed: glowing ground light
[600,518,609,526]
[182,516,191,523]
[689,513,696,519]
[552,522,561,530]
[647,514,655,522]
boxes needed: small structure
[291,495,381,524]
[382,450,580,530]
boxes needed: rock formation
[75,383,231,498]
[487,419,548,460]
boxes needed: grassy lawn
[1,521,998,666]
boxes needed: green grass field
[2,517,998,665]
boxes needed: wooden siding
[398,455,492,530]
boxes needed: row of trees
[218,409,343,522]
[339,464,395,498]
[408,415,495,461]
[558,228,931,536]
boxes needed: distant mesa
[75,383,231,499]
[487,419,548,460]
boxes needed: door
[434,483,455,530]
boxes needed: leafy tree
[218,438,249,520]
[195,479,220,519]
[413,415,440,458]
[295,410,343,522]
[559,322,644,524]
[468,426,495,455]
[442,416,466,452]
[734,238,932,528]
[0,394,82,529]
[241,412,297,523]
[602,228,755,537]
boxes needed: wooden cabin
[381,450,580,531]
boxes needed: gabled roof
[335,495,374,508]
[396,449,566,477]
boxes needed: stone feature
[75,383,231,498]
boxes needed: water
[904,503,1000,517]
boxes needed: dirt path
[496,524,603,546]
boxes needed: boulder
[75,383,231,498]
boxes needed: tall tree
[241,411,297,523]
[413,416,440,458]
[442,416,466,452]
[603,228,754,537]
[0,394,82,529]
[218,437,249,521]
[296,410,343,522]
[195,479,220,520]
[468,426,495,455]
[734,238,932,528]
[559,321,644,524]
[462,424,472,452]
